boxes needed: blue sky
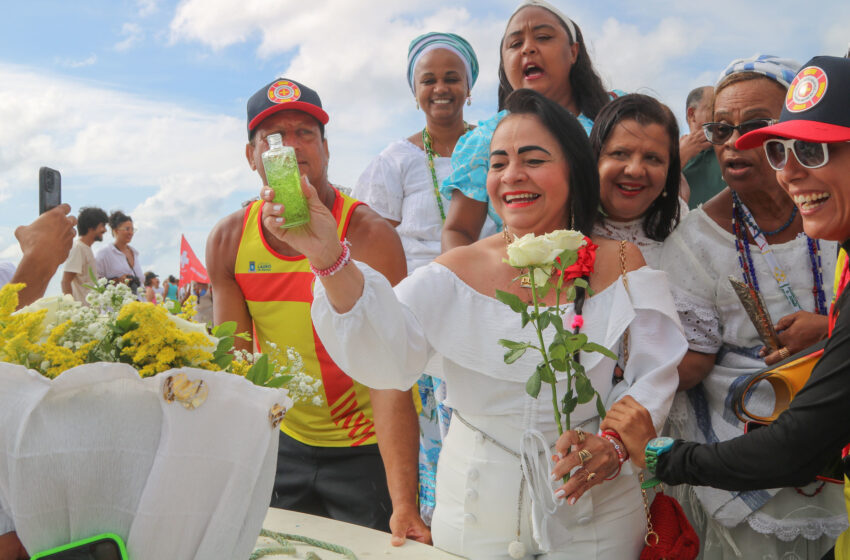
[1,0,848,294]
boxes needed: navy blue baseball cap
[738,56,850,148]
[246,78,329,136]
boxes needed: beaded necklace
[731,192,827,316]
[422,123,469,222]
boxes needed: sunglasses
[763,138,839,171]
[702,118,777,145]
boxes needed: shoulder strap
[619,240,631,367]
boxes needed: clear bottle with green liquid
[262,133,310,228]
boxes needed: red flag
[179,235,209,289]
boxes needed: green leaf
[549,313,564,334]
[525,370,542,398]
[583,342,618,361]
[504,346,528,364]
[212,321,237,338]
[246,353,270,385]
[495,290,527,313]
[215,353,233,370]
[215,336,234,357]
[264,374,293,388]
[535,281,551,299]
[564,333,588,354]
[537,363,555,384]
[521,309,531,328]
[561,391,578,415]
[498,339,530,351]
[566,285,576,302]
[115,317,138,332]
[557,249,578,269]
[537,312,551,331]
[573,277,589,290]
[550,358,568,372]
[575,372,595,404]
[548,342,567,362]
[596,395,607,419]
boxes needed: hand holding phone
[30,533,127,560]
[39,167,61,215]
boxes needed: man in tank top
[206,78,428,544]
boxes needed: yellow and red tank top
[234,191,377,447]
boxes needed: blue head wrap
[718,54,801,90]
[407,32,479,94]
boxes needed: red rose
[562,237,597,281]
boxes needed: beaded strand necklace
[422,123,469,223]
[731,191,827,316]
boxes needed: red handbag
[639,485,699,560]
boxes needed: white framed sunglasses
[764,138,849,171]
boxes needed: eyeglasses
[763,139,848,171]
[702,119,777,145]
[116,226,136,233]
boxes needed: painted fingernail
[568,496,577,505]
[264,189,273,198]
[550,472,559,482]
[273,204,283,213]
[274,217,283,223]
[554,489,565,499]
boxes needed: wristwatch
[645,436,675,476]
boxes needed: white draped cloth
[312,261,687,559]
[660,208,846,558]
[0,363,287,560]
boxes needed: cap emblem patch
[786,66,828,113]
[268,80,301,104]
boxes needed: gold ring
[577,448,592,466]
[586,471,597,482]
[575,429,586,443]
[778,347,790,360]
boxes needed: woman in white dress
[589,94,683,269]
[260,89,686,559]
[660,55,845,558]
[352,32,494,526]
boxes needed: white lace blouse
[312,261,687,435]
[353,139,496,273]
[660,208,837,353]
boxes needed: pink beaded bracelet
[310,240,351,277]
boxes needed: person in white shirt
[61,206,108,304]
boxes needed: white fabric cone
[0,363,286,560]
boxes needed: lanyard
[733,193,802,312]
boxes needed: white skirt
[431,413,646,559]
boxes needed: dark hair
[167,275,178,284]
[685,86,711,110]
[499,88,600,236]
[588,93,681,241]
[497,10,609,119]
[108,210,132,230]
[144,271,158,287]
[77,206,108,236]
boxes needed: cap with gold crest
[246,78,329,136]
[738,56,850,149]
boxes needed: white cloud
[137,0,159,17]
[0,63,257,280]
[115,23,144,52]
[56,54,98,68]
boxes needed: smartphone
[39,166,61,214]
[30,533,128,560]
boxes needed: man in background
[61,206,108,304]
[680,86,725,209]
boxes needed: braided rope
[250,528,358,559]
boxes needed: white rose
[544,230,586,253]
[16,294,78,326]
[166,314,217,350]
[505,233,562,267]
